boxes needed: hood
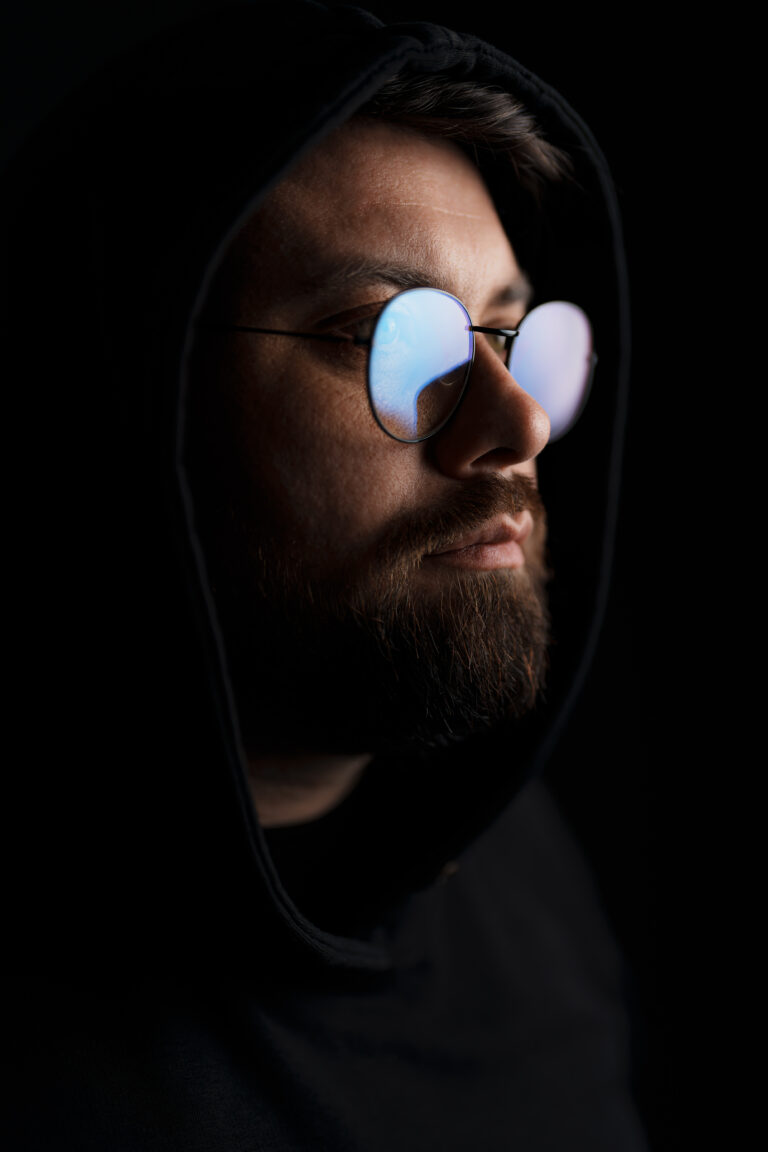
[5,0,629,977]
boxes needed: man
[187,98,557,826]
[9,2,645,1148]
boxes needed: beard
[207,473,551,759]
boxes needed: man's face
[189,118,553,754]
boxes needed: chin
[232,562,551,759]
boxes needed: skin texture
[190,119,552,826]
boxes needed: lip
[425,512,534,571]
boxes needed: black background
[3,2,683,1147]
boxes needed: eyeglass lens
[368,288,594,444]
[368,289,473,442]
[508,300,593,441]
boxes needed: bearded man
[8,3,645,1149]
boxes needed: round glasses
[203,287,596,444]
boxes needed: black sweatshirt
[6,2,645,1148]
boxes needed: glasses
[203,287,596,444]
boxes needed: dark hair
[358,73,569,199]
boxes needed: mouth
[423,512,534,572]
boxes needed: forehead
[218,118,524,317]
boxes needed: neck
[248,751,371,828]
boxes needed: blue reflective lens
[368,289,474,442]
[508,301,594,441]
[367,289,594,444]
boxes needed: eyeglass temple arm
[195,321,371,347]
[197,320,521,350]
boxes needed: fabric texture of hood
[5,0,630,979]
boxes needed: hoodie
[7,3,646,1148]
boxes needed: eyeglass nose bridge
[468,324,520,368]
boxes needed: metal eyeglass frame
[197,290,520,444]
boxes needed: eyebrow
[302,256,534,310]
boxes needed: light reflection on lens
[369,289,474,442]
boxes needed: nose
[428,336,551,479]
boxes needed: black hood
[5,0,629,977]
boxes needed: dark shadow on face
[187,442,551,757]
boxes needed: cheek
[236,350,415,564]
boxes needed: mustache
[373,474,545,569]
